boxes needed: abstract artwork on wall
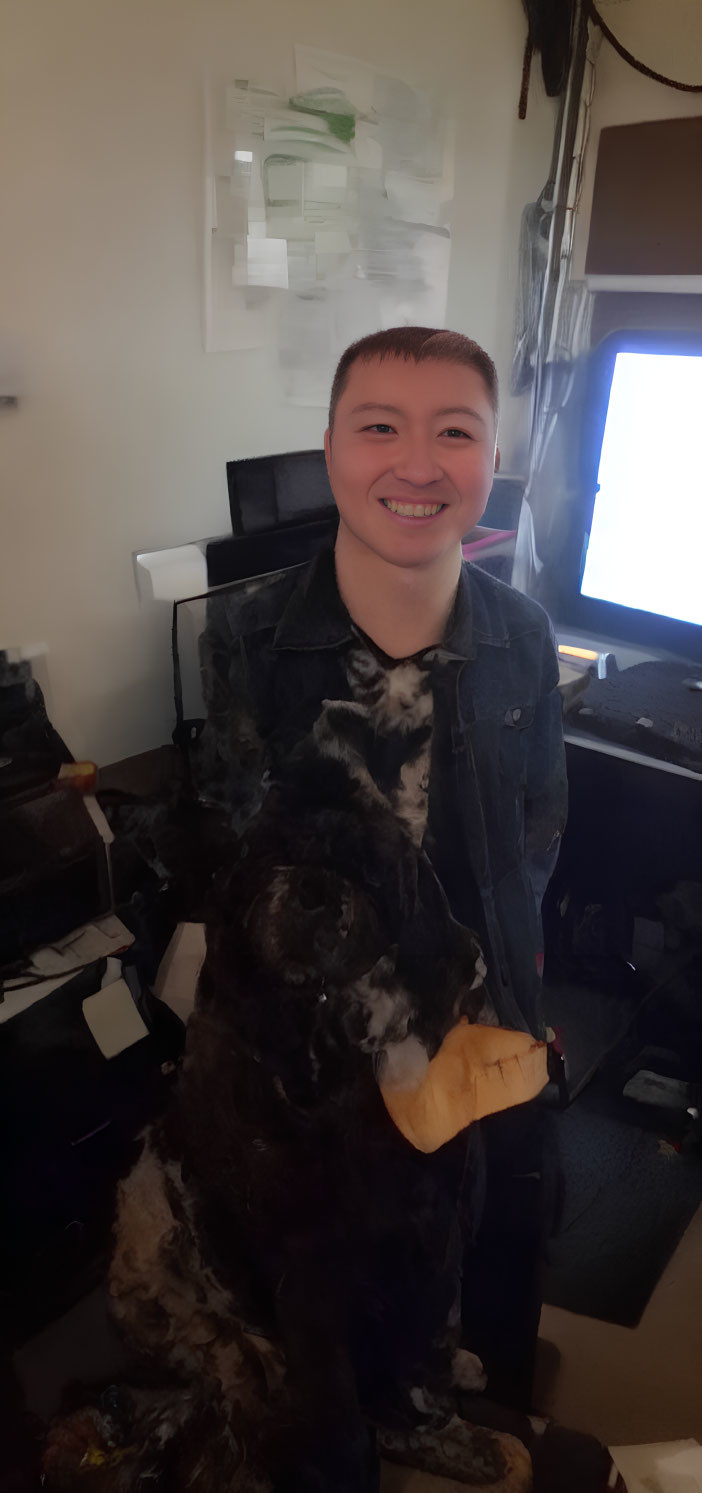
[204,45,454,405]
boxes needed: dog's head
[243,863,383,991]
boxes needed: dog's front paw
[452,1347,487,1393]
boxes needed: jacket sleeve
[523,625,568,920]
[192,598,270,833]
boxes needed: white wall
[573,0,702,278]
[0,0,557,763]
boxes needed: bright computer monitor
[556,330,702,663]
[581,347,702,627]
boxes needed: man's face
[324,356,498,570]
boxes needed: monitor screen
[580,350,702,628]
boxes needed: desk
[545,731,701,984]
[564,728,702,784]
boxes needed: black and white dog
[100,643,532,1493]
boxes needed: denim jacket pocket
[498,703,536,797]
[502,703,535,731]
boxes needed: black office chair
[206,449,337,588]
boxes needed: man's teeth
[382,500,444,517]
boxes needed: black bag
[0,958,184,1344]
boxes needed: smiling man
[326,332,499,659]
[322,332,567,1415]
[315,326,565,1054]
[197,326,568,1418]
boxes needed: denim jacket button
[512,707,522,722]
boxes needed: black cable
[519,36,534,120]
[588,0,702,92]
[172,601,185,745]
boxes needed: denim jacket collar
[272,544,510,661]
[273,547,353,652]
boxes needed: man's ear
[494,444,501,473]
[324,427,332,469]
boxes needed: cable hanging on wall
[512,0,594,396]
[587,0,702,93]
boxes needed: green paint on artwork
[289,88,356,145]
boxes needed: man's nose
[391,435,443,487]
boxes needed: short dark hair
[328,326,499,431]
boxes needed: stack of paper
[610,1440,702,1492]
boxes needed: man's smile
[380,499,447,519]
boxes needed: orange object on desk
[55,761,98,793]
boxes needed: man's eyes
[360,424,473,439]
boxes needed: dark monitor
[226,449,335,536]
[557,330,702,663]
[210,449,338,586]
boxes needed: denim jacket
[196,546,567,1039]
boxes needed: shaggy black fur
[168,716,489,1490]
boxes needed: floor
[537,1204,702,1449]
[380,1205,702,1492]
[14,1209,702,1491]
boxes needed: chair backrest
[226,449,335,536]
